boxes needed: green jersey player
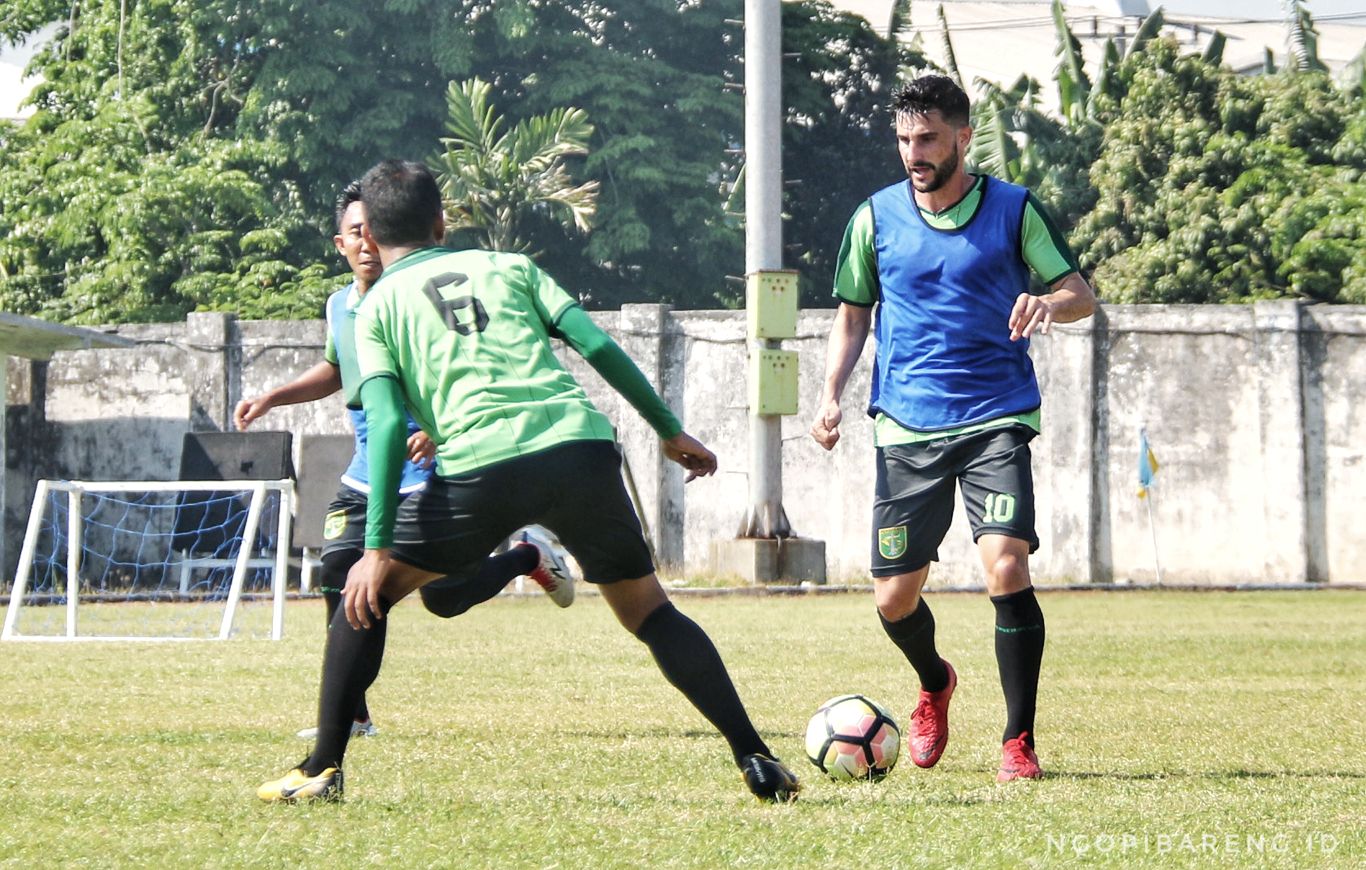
[238,181,574,742]
[257,160,799,805]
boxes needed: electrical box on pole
[746,269,798,340]
[749,349,798,416]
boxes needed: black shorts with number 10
[871,425,1039,577]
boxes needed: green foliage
[0,91,329,322]
[3,0,1363,318]
[448,0,747,309]
[779,0,930,306]
[1050,0,1091,127]
[1071,36,1364,303]
[6,0,911,315]
[434,78,598,255]
[0,0,400,321]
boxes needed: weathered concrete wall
[6,303,1364,586]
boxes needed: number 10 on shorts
[983,492,1016,523]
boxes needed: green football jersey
[353,246,617,476]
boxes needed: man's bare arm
[1008,272,1096,341]
[810,304,873,451]
[234,362,342,430]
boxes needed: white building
[823,1,1366,112]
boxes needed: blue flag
[1138,428,1159,498]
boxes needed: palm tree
[432,78,599,254]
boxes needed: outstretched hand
[1008,292,1056,341]
[662,432,717,482]
[233,396,272,431]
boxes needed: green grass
[0,590,1361,868]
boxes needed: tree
[434,78,598,255]
[0,1,1072,319]
[1071,37,1363,303]
[0,0,454,321]
[450,0,747,309]
[779,0,930,306]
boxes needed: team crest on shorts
[323,509,347,540]
[878,525,908,560]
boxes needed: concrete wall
[6,302,1364,586]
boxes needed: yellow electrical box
[746,270,799,340]
[749,349,799,416]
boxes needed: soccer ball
[804,694,901,782]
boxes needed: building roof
[0,312,134,361]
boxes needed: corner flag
[1138,427,1159,499]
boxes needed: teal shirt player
[867,176,1041,431]
[325,283,430,495]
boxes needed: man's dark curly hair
[891,75,970,127]
[333,179,364,232]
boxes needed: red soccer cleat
[997,732,1043,782]
[907,659,957,768]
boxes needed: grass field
[0,589,1361,868]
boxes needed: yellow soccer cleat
[257,766,344,803]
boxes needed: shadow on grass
[795,793,994,808]
[1049,769,1366,781]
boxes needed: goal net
[3,479,294,641]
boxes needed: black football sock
[879,598,950,693]
[633,602,770,765]
[419,547,538,618]
[992,586,1045,747]
[303,595,393,776]
[320,553,371,723]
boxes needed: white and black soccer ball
[804,694,901,782]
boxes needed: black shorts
[391,439,654,584]
[318,484,428,557]
[317,485,493,603]
[871,425,1039,577]
[319,486,370,559]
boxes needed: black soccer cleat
[740,753,801,803]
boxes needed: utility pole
[711,0,825,584]
[741,0,787,540]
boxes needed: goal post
[3,478,294,642]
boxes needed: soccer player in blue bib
[810,75,1096,782]
[236,181,574,740]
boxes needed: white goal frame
[2,478,295,642]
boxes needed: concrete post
[186,312,237,432]
[1253,300,1311,582]
[616,304,678,568]
[1038,312,1101,584]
